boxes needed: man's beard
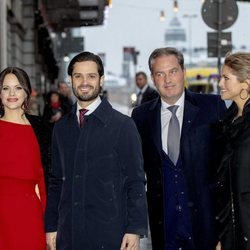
[72,84,100,102]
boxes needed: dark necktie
[137,91,142,105]
[167,105,180,164]
[79,108,88,127]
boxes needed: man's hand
[120,233,140,250]
[216,241,221,250]
[46,232,57,250]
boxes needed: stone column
[0,0,7,69]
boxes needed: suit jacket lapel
[148,92,200,160]
[148,99,162,155]
[181,91,200,139]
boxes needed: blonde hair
[224,52,250,83]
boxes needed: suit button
[75,175,81,179]
[74,202,79,206]
[176,205,182,212]
[158,220,163,225]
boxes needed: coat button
[74,202,79,206]
[176,205,182,212]
[75,175,81,179]
[158,220,163,225]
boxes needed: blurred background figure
[134,71,158,106]
[57,81,74,113]
[27,88,41,116]
[43,91,67,132]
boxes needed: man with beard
[45,51,148,250]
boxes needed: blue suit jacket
[45,98,148,250]
[131,89,227,250]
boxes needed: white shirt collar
[140,84,149,94]
[161,91,185,111]
[160,91,185,155]
[76,96,102,117]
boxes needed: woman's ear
[242,79,250,92]
[244,79,250,86]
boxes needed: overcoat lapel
[148,92,200,161]
[181,91,200,139]
[148,99,162,156]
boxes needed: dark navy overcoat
[132,90,227,250]
[45,98,148,249]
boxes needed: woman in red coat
[0,67,46,249]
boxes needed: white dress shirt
[161,92,185,154]
[76,96,102,124]
[137,84,148,105]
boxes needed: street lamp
[160,10,166,21]
[173,0,179,12]
[183,14,198,66]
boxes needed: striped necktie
[79,108,88,127]
[167,105,180,164]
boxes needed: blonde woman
[217,52,250,250]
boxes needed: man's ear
[151,74,156,87]
[100,75,105,87]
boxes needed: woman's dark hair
[67,51,104,77]
[45,91,61,105]
[0,67,32,113]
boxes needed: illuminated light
[173,0,179,13]
[103,6,110,26]
[104,6,109,18]
[130,93,137,103]
[63,55,70,62]
[221,39,229,45]
[108,0,113,8]
[50,32,56,39]
[160,10,166,21]
[61,32,67,38]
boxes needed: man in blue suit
[135,71,159,106]
[45,51,148,250]
[131,47,226,250]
